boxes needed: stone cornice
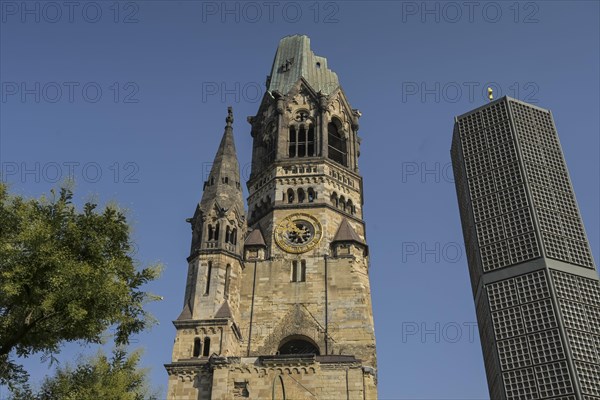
[186,248,244,264]
[172,318,230,329]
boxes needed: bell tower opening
[277,335,320,355]
[327,119,347,166]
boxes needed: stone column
[274,92,286,160]
[319,92,329,158]
[351,111,361,172]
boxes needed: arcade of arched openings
[288,123,316,158]
[330,192,356,215]
[192,337,211,358]
[285,187,317,204]
[206,223,238,245]
[286,115,348,169]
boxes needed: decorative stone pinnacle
[226,106,234,127]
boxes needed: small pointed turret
[189,107,246,256]
[331,218,368,257]
[332,218,364,244]
[244,227,266,247]
[243,226,267,261]
[200,106,244,215]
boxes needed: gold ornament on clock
[274,213,323,254]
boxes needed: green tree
[10,348,159,400]
[0,183,161,386]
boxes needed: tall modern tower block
[165,35,378,399]
[451,96,600,400]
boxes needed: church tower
[166,35,378,399]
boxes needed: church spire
[189,106,245,257]
[199,106,244,215]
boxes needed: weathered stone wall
[237,214,376,368]
[167,358,377,400]
[166,366,213,400]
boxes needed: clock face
[275,213,322,254]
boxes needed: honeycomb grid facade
[451,97,600,400]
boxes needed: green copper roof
[267,35,339,96]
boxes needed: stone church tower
[166,35,378,399]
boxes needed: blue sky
[1,1,598,399]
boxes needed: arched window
[225,226,231,244]
[266,137,275,162]
[328,121,347,166]
[208,224,214,241]
[232,228,237,245]
[298,126,306,157]
[291,260,306,283]
[278,336,320,355]
[254,203,262,218]
[288,126,297,157]
[287,189,295,203]
[193,337,202,357]
[224,264,231,299]
[307,188,315,203]
[204,261,212,295]
[307,126,315,156]
[347,199,354,215]
[214,223,220,241]
[330,192,338,208]
[289,124,315,158]
[203,337,211,357]
[298,188,305,203]
[339,196,346,211]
